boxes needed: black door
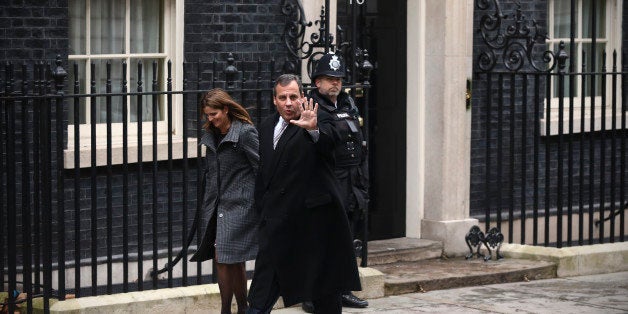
[337,0,407,240]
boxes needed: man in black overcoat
[246,74,361,314]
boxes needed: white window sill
[540,111,627,136]
[63,137,200,169]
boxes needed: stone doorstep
[373,258,557,297]
[370,240,628,298]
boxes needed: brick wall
[0,0,68,63]
[183,0,288,128]
[184,0,287,64]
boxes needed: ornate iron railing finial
[357,48,373,84]
[52,55,67,94]
[224,53,238,89]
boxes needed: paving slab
[275,271,628,313]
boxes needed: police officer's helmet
[312,53,345,81]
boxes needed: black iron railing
[473,0,627,247]
[0,54,373,313]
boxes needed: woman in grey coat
[191,88,259,314]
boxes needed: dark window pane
[130,59,164,122]
[131,0,163,53]
[582,0,606,39]
[69,0,86,55]
[90,0,125,54]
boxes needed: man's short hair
[273,74,303,96]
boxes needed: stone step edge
[501,242,628,277]
[365,242,444,265]
[382,263,557,296]
[362,251,443,266]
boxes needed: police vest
[330,106,364,167]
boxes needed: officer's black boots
[341,292,369,308]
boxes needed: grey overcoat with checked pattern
[190,119,260,264]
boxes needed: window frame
[541,0,624,136]
[65,0,191,168]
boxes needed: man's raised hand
[290,96,318,131]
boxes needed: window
[66,0,187,167]
[543,0,623,135]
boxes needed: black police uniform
[301,52,370,311]
[308,89,369,236]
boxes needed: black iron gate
[472,0,626,247]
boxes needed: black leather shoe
[341,293,368,308]
[301,301,314,313]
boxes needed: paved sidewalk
[274,271,628,313]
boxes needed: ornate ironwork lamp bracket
[476,0,562,73]
[282,0,335,77]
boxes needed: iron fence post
[556,42,569,248]
[358,50,373,267]
[52,55,68,300]
[4,61,17,314]
[42,61,53,312]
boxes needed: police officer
[302,52,370,312]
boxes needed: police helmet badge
[328,55,341,71]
